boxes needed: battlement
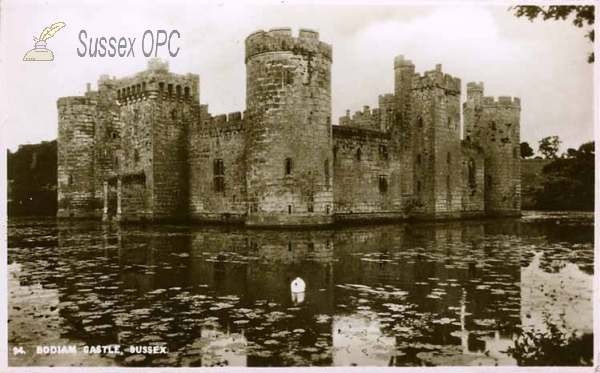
[482,96,521,107]
[197,108,246,137]
[147,58,169,72]
[412,64,461,93]
[394,55,415,69]
[332,125,390,141]
[57,96,95,107]
[379,93,395,102]
[110,64,199,105]
[466,82,484,92]
[339,102,385,132]
[245,27,332,63]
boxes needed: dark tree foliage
[538,136,561,159]
[506,320,593,366]
[534,141,594,211]
[520,142,534,159]
[510,6,595,63]
[7,140,57,216]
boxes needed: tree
[7,141,57,216]
[534,141,594,211]
[538,136,561,159]
[510,6,595,63]
[520,142,534,159]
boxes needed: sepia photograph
[0,0,596,370]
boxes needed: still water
[7,212,594,367]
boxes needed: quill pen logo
[23,22,66,61]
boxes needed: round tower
[393,55,416,199]
[245,28,333,226]
[57,96,99,218]
[480,96,521,215]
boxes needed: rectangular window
[379,145,388,160]
[379,175,388,193]
[213,159,225,192]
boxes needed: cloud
[1,2,593,152]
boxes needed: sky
[0,0,595,154]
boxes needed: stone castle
[57,28,521,226]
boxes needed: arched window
[117,90,121,99]
[416,153,421,166]
[159,82,165,92]
[184,87,190,100]
[136,84,141,94]
[142,82,146,92]
[285,158,292,175]
[447,117,452,128]
[468,158,476,189]
[447,152,451,165]
[418,116,423,128]
[356,148,362,161]
[176,85,181,98]
[68,174,73,186]
[333,145,338,160]
[168,84,173,96]
[171,109,177,120]
[134,149,140,164]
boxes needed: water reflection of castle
[54,218,592,367]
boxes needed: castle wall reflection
[7,212,593,367]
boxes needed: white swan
[291,277,306,294]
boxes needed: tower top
[245,27,332,63]
[147,58,169,72]
[394,55,414,68]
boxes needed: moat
[7,211,593,367]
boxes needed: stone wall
[409,65,462,218]
[56,32,522,226]
[57,97,100,218]
[244,28,334,226]
[460,141,485,214]
[189,110,247,223]
[393,56,416,199]
[332,126,403,219]
[479,97,521,214]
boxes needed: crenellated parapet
[333,125,391,141]
[245,27,332,63]
[195,109,246,138]
[394,55,415,69]
[482,96,521,108]
[412,64,461,94]
[339,93,395,132]
[113,59,200,105]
